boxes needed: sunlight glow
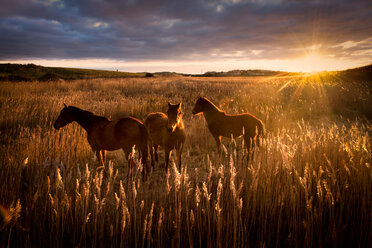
[290,53,330,73]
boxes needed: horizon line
[1,60,371,75]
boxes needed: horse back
[210,113,246,137]
[145,112,167,126]
[87,117,145,151]
[114,117,149,167]
[115,117,147,141]
[207,112,263,138]
[145,113,167,143]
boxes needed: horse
[53,104,149,179]
[192,97,264,155]
[145,102,186,172]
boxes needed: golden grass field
[0,75,371,247]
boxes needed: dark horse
[192,97,264,154]
[54,104,149,179]
[145,102,186,172]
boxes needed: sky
[0,0,371,73]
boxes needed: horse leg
[164,147,171,172]
[149,143,155,168]
[123,148,135,179]
[213,135,222,154]
[140,144,149,181]
[150,144,158,168]
[96,150,105,170]
[154,145,159,163]
[176,142,184,171]
[244,135,254,161]
[102,150,107,166]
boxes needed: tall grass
[0,76,371,247]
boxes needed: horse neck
[72,109,103,131]
[202,102,222,121]
[176,118,184,130]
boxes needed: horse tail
[143,117,153,155]
[256,119,265,147]
[132,123,148,180]
[139,124,149,164]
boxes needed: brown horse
[145,102,186,172]
[192,97,264,154]
[54,104,149,179]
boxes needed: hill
[0,63,145,81]
[337,64,372,80]
[199,69,291,77]
[198,64,372,78]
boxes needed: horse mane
[68,106,109,121]
[200,97,224,113]
[68,106,93,115]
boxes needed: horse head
[192,97,206,115]
[167,102,183,132]
[54,104,75,130]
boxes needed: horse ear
[63,103,68,108]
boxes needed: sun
[293,52,330,73]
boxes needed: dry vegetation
[0,75,371,247]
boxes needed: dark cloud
[0,0,371,62]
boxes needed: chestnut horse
[54,104,149,179]
[192,97,264,154]
[145,102,186,171]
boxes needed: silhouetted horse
[54,104,149,179]
[145,102,186,172]
[192,97,264,155]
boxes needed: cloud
[0,0,371,66]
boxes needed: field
[0,75,371,247]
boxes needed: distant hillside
[336,64,372,81]
[0,63,145,81]
[199,69,297,77]
[198,64,372,78]
[152,72,183,77]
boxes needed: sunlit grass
[0,76,371,247]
